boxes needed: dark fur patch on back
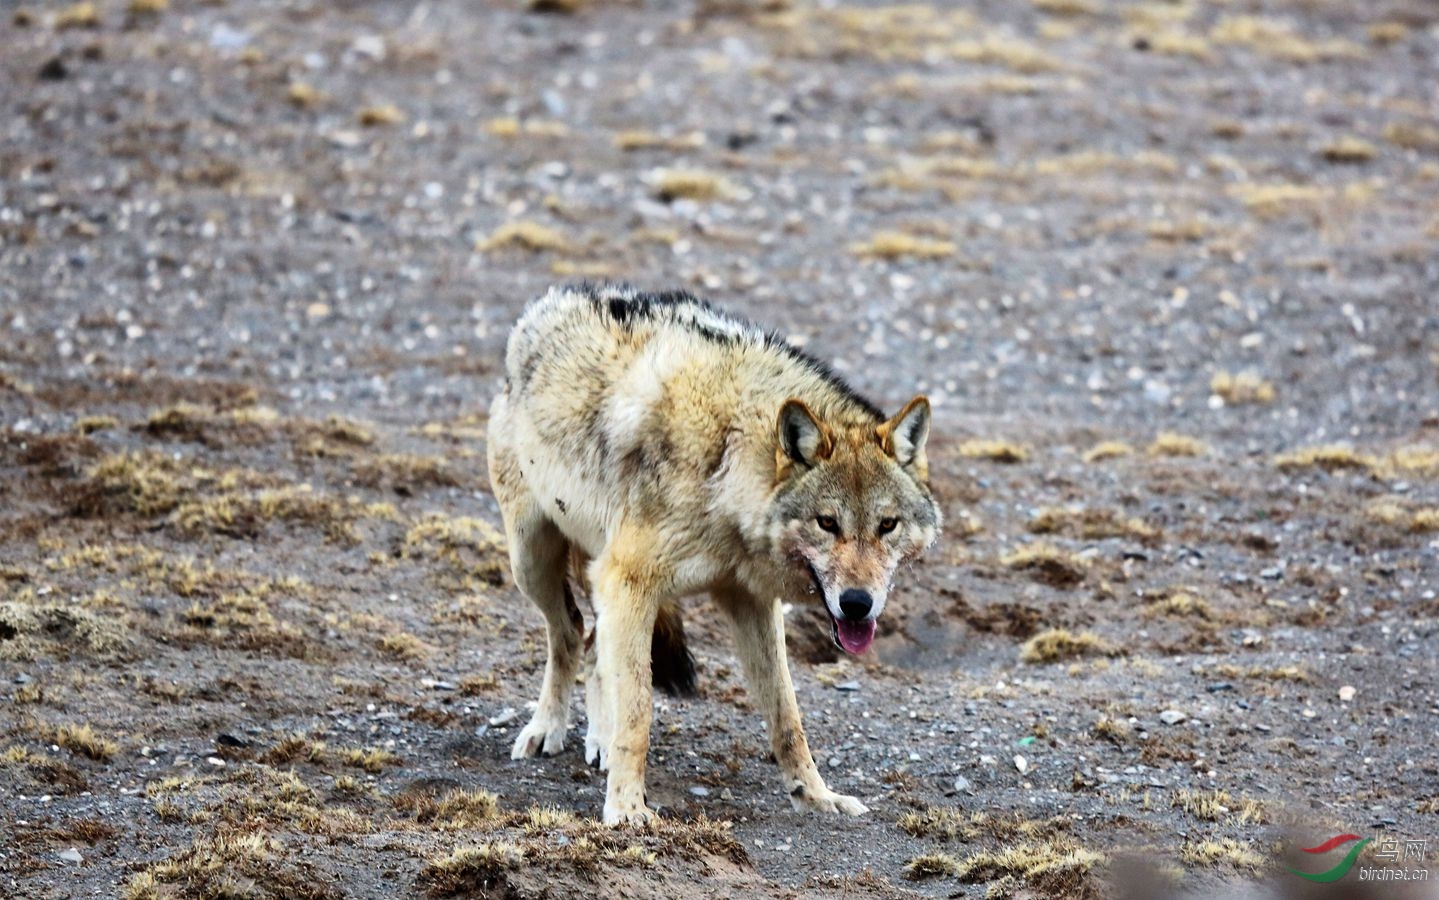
[568,281,884,421]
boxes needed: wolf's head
[769,396,941,655]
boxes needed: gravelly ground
[2,0,1438,897]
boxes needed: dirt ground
[3,0,1438,897]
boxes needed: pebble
[1158,710,1187,725]
[58,848,83,864]
[1339,685,1356,702]
[689,786,710,797]
[1260,566,1284,580]
[206,756,226,768]
[952,776,972,793]
[827,756,841,769]
[421,679,456,691]
[719,788,734,801]
[834,680,861,692]
[1013,755,1028,774]
[488,707,519,726]
[1205,682,1234,693]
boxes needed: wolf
[486,283,941,824]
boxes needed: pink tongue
[835,617,876,655]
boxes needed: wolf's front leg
[592,560,662,825]
[717,586,868,816]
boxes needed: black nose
[838,589,873,621]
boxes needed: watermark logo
[1287,834,1430,883]
[1286,834,1370,883]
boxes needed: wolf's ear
[776,398,833,471]
[877,395,931,472]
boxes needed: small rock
[205,756,226,768]
[689,786,710,797]
[1260,566,1284,580]
[488,707,519,726]
[38,57,69,81]
[1014,755,1028,774]
[421,679,456,691]
[1302,708,1316,718]
[215,733,248,748]
[1158,710,1187,725]
[834,680,861,692]
[58,847,83,864]
[14,673,31,685]
[827,756,841,769]
[719,788,734,801]
[1205,682,1234,693]
[952,775,972,793]
[1339,685,1356,702]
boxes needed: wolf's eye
[877,517,899,536]
[815,515,840,535]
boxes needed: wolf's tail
[569,547,697,698]
[651,600,698,697]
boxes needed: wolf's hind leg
[714,585,868,816]
[501,500,582,760]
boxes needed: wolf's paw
[510,716,567,760]
[603,800,657,826]
[791,785,869,816]
[584,731,610,770]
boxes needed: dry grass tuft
[339,746,398,773]
[1083,441,1133,463]
[0,601,131,660]
[55,2,99,29]
[1001,544,1088,589]
[1021,628,1115,663]
[1273,444,1377,474]
[1230,182,1328,220]
[1365,499,1439,534]
[1143,588,1215,620]
[1210,16,1362,63]
[1383,121,1439,153]
[1141,29,1214,61]
[1210,371,1275,405]
[906,836,1104,893]
[126,833,341,900]
[1173,788,1266,824]
[1180,837,1264,870]
[483,117,569,139]
[476,221,572,254]
[957,439,1027,463]
[1147,433,1208,458]
[46,723,119,761]
[653,169,733,203]
[1028,506,1157,543]
[395,787,502,829]
[528,0,584,12]
[357,104,405,127]
[421,842,526,895]
[287,82,322,109]
[850,231,957,261]
[1320,136,1377,164]
[351,454,462,493]
[614,130,705,152]
[905,852,963,879]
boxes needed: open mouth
[806,563,876,656]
